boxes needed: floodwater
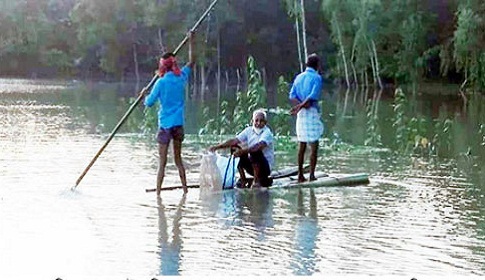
[1,78,484,279]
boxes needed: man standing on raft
[289,53,324,183]
[144,31,195,196]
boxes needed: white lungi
[296,106,324,142]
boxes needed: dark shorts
[238,150,271,179]
[156,126,184,145]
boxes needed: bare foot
[297,176,307,183]
[237,178,250,188]
[183,186,188,194]
[309,175,317,181]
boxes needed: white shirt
[236,125,275,170]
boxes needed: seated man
[209,109,275,188]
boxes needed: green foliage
[391,87,436,155]
[453,2,485,91]
[233,56,267,129]
[432,118,453,157]
[392,87,408,150]
[395,10,427,85]
[269,76,292,137]
[218,100,232,135]
[281,0,301,19]
[199,56,268,136]
[3,0,485,94]
[198,100,233,136]
[408,117,430,155]
[69,0,131,76]
[364,98,382,147]
[198,106,216,135]
[41,49,73,74]
[269,107,291,137]
[246,56,267,107]
[141,103,158,135]
[388,87,462,158]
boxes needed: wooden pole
[73,0,220,189]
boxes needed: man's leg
[237,153,251,188]
[172,139,187,193]
[298,142,307,182]
[251,163,262,188]
[157,143,169,196]
[309,141,319,181]
[248,151,271,188]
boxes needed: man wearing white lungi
[289,54,324,183]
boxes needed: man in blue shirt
[289,53,324,183]
[144,31,195,196]
[209,109,275,188]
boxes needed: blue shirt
[289,67,323,110]
[144,65,191,129]
[236,126,275,171]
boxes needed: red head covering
[158,55,181,77]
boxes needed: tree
[453,0,485,91]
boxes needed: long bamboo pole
[73,0,219,189]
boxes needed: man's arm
[307,75,323,101]
[290,76,321,115]
[209,138,240,152]
[233,141,267,157]
[144,80,160,107]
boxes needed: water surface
[1,78,484,278]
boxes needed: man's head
[159,52,181,76]
[306,53,320,70]
[252,109,267,129]
[162,52,175,59]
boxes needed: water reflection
[240,190,273,238]
[291,188,320,275]
[157,195,186,276]
[199,188,274,235]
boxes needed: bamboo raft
[269,172,369,189]
[146,166,369,192]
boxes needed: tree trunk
[371,39,383,89]
[342,88,350,116]
[158,28,165,53]
[366,40,377,88]
[295,15,303,72]
[201,65,206,102]
[334,17,350,88]
[350,42,358,88]
[132,43,140,92]
[192,64,197,100]
[300,0,308,60]
[225,70,229,95]
[217,26,221,116]
[236,68,241,93]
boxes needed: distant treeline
[1,0,484,93]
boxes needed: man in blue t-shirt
[144,31,195,196]
[289,53,324,183]
[209,109,275,188]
